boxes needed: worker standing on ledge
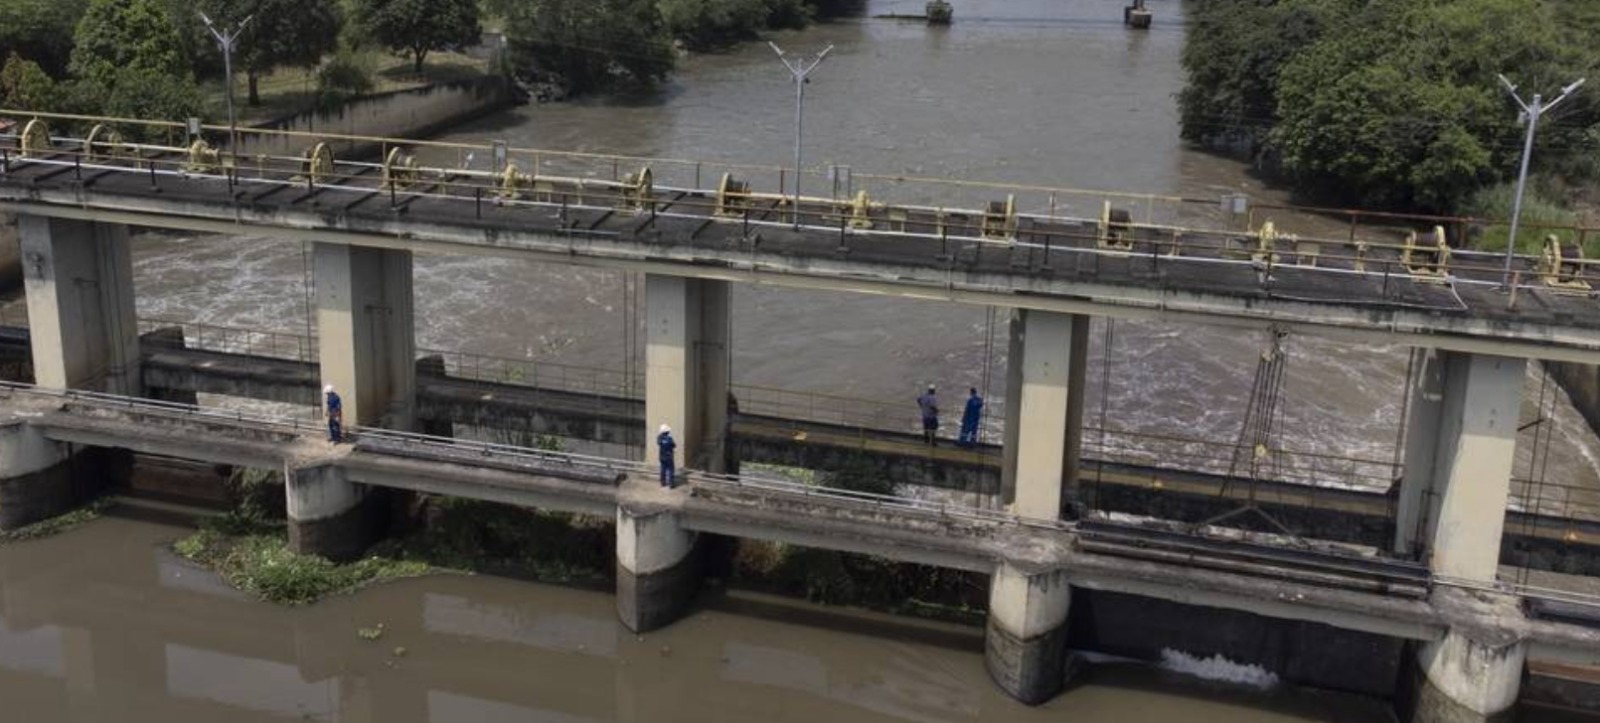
[917,385,939,446]
[657,423,677,488]
[958,387,983,447]
[324,384,343,443]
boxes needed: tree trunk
[413,49,427,75]
[247,71,261,107]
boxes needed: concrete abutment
[1403,630,1527,723]
[615,504,702,633]
[985,563,1073,705]
[285,462,385,562]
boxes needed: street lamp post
[200,12,254,154]
[769,42,833,229]
[1496,73,1585,289]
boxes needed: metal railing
[2,109,1597,304]
[0,379,1047,529]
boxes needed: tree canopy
[68,0,192,90]
[355,0,479,74]
[0,0,91,76]
[497,0,675,95]
[1179,0,1600,213]
[199,0,343,104]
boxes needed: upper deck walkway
[2,112,1599,362]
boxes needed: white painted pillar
[616,505,699,632]
[1411,630,1526,722]
[985,562,1073,705]
[1000,309,1089,520]
[1399,351,1524,582]
[314,243,416,430]
[644,275,731,473]
[19,216,140,395]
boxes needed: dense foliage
[1180,0,1600,212]
[69,0,191,89]
[354,0,479,74]
[199,0,343,104]
[660,0,812,51]
[0,0,90,76]
[492,0,675,94]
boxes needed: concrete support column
[644,274,731,473]
[1000,309,1089,520]
[616,504,700,632]
[314,243,416,430]
[1397,351,1524,581]
[985,562,1073,705]
[285,462,382,562]
[1408,630,1526,723]
[0,422,74,530]
[19,216,139,394]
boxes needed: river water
[3,1,1598,720]
[0,514,1398,722]
[124,0,1600,499]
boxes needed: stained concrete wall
[0,213,20,294]
[1068,588,1407,698]
[234,77,516,161]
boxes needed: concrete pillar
[285,462,382,562]
[616,504,700,633]
[644,274,731,473]
[0,422,74,530]
[1398,351,1524,581]
[18,216,139,394]
[1395,347,1445,557]
[1000,309,1089,520]
[985,562,1073,705]
[1408,630,1526,723]
[314,243,415,430]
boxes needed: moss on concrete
[0,497,114,543]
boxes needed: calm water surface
[0,515,1396,722]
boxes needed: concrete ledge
[984,615,1070,705]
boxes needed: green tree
[659,0,771,51]
[1270,0,1590,211]
[0,0,90,77]
[200,0,343,105]
[0,53,58,111]
[68,0,192,90]
[355,0,480,74]
[497,0,674,95]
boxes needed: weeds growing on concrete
[0,497,115,543]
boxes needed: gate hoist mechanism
[186,139,222,174]
[981,195,1017,241]
[19,119,51,157]
[715,173,750,218]
[1538,234,1592,294]
[1401,226,1451,283]
[383,147,420,191]
[1098,201,1134,250]
[619,166,653,214]
[302,142,334,185]
[83,124,132,164]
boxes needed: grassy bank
[0,497,114,543]
[203,50,489,126]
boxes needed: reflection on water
[0,515,1395,723]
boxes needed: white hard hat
[659,424,671,434]
[324,384,335,394]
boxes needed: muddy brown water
[0,514,1400,722]
[2,1,1597,719]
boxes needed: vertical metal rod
[201,12,253,154]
